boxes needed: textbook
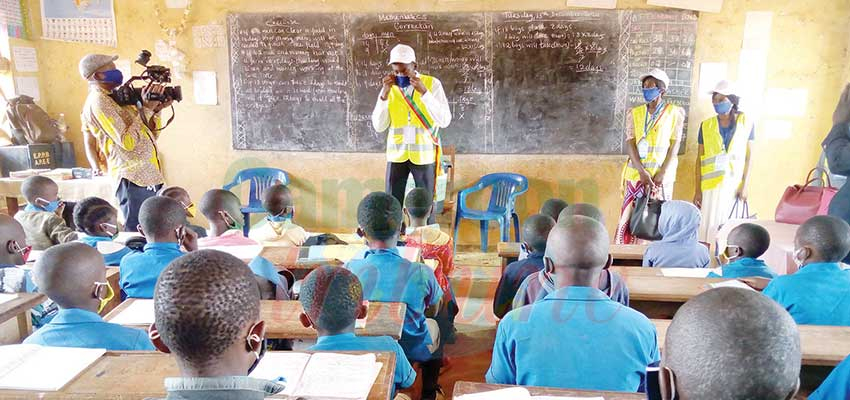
[0,344,105,391]
[250,352,383,399]
[455,387,603,400]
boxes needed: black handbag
[630,189,664,241]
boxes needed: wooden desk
[625,274,727,319]
[453,381,644,399]
[106,299,407,340]
[0,351,395,399]
[498,242,648,270]
[101,267,121,316]
[0,292,46,342]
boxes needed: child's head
[661,288,800,400]
[262,184,294,219]
[558,203,605,224]
[544,216,611,288]
[199,189,244,232]
[21,175,61,210]
[33,242,110,312]
[657,200,701,243]
[522,214,555,253]
[794,215,850,265]
[403,187,433,222]
[159,186,196,218]
[151,250,264,376]
[73,197,119,238]
[725,223,771,261]
[138,196,187,243]
[540,198,568,221]
[357,192,403,245]
[298,266,366,336]
[0,214,30,265]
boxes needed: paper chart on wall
[41,0,117,47]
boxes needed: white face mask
[793,248,807,268]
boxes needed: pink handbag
[775,168,837,225]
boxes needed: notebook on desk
[0,344,105,391]
[455,387,603,400]
[250,352,382,399]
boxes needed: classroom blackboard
[227,10,697,155]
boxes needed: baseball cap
[639,68,671,89]
[388,44,416,65]
[79,54,118,80]
[709,80,737,96]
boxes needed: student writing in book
[24,242,154,350]
[73,196,134,266]
[487,215,659,392]
[708,223,777,279]
[299,265,415,396]
[13,175,77,250]
[198,189,259,247]
[120,196,198,299]
[493,214,555,319]
[0,214,56,327]
[346,192,444,400]
[159,186,207,238]
[147,250,284,399]
[643,200,710,268]
[248,184,308,247]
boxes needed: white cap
[639,68,671,89]
[388,44,416,65]
[709,80,737,96]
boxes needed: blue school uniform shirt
[809,354,850,400]
[762,262,850,326]
[78,234,135,266]
[309,332,416,394]
[643,242,710,268]
[119,242,184,299]
[707,258,778,279]
[345,248,443,362]
[486,286,660,392]
[493,250,545,318]
[23,308,154,350]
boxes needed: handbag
[775,168,837,225]
[630,187,665,241]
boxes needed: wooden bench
[498,242,648,271]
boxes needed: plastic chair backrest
[473,173,528,214]
[222,168,290,209]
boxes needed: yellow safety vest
[623,103,682,182]
[386,74,438,165]
[700,113,750,191]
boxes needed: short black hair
[558,203,605,224]
[539,199,568,221]
[299,266,363,333]
[404,187,433,219]
[357,192,402,241]
[139,196,187,237]
[797,215,850,262]
[728,223,771,258]
[73,197,116,235]
[21,175,57,204]
[262,184,293,215]
[523,214,556,252]
[154,250,260,368]
[199,189,243,220]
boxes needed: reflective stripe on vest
[623,103,681,182]
[700,113,750,192]
[386,75,437,165]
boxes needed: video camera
[109,50,182,131]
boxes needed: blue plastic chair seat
[453,173,528,252]
[457,209,508,221]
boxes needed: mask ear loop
[148,323,161,341]
[246,333,262,359]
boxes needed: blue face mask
[714,99,733,115]
[100,69,123,85]
[643,87,662,103]
[36,197,61,212]
[395,75,411,88]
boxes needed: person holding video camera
[79,54,173,232]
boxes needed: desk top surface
[0,292,46,323]
[453,381,644,399]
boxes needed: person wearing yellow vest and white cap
[694,80,755,243]
[372,44,452,219]
[616,68,686,244]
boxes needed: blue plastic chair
[222,168,290,236]
[453,173,529,252]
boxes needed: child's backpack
[4,95,64,145]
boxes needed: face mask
[11,241,31,264]
[719,245,742,266]
[100,223,119,240]
[267,207,293,223]
[36,197,61,213]
[181,202,197,218]
[395,75,411,88]
[793,248,807,268]
[100,69,124,85]
[245,326,266,375]
[221,211,242,230]
[714,99,733,115]
[93,281,114,313]
[643,87,662,103]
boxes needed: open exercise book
[250,352,382,399]
[0,345,105,391]
[456,387,603,400]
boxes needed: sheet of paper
[192,24,225,49]
[193,71,218,105]
[736,49,769,117]
[456,388,531,400]
[165,0,189,8]
[115,231,144,244]
[15,77,40,101]
[0,293,17,306]
[109,299,155,325]
[660,268,712,278]
[742,11,773,51]
[95,241,128,255]
[204,245,262,260]
[294,353,381,399]
[40,0,117,47]
[0,344,105,391]
[647,0,722,13]
[764,88,808,118]
[11,46,38,72]
[249,352,312,396]
[709,279,756,291]
[698,63,727,99]
[762,119,793,140]
[566,0,616,9]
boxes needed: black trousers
[116,178,162,232]
[386,161,436,223]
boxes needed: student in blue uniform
[345,192,443,400]
[487,216,660,392]
[119,196,198,299]
[762,215,850,326]
[708,223,777,279]
[809,354,850,400]
[493,214,555,318]
[0,214,56,327]
[24,242,153,350]
[73,196,134,266]
[299,265,415,396]
[659,287,800,400]
[643,200,710,268]
[147,250,284,399]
